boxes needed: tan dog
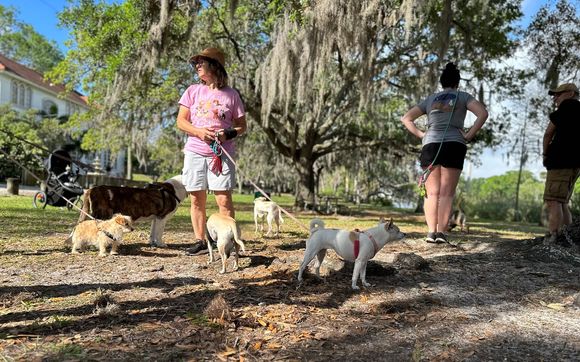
[69,214,134,256]
[448,209,469,233]
[78,175,187,247]
[206,213,246,273]
[298,218,405,290]
[253,196,283,236]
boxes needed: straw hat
[189,47,226,71]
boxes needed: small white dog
[298,218,405,290]
[69,214,134,256]
[206,213,246,273]
[253,196,283,237]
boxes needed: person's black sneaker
[425,232,437,243]
[186,239,209,255]
[435,232,448,244]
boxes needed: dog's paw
[98,253,108,257]
[351,285,360,290]
[362,282,372,288]
[110,251,119,255]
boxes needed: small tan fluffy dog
[206,213,246,273]
[69,214,134,256]
[253,196,283,237]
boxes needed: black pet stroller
[33,149,85,210]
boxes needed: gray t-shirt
[418,90,475,145]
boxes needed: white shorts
[182,151,236,192]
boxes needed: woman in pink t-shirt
[176,47,247,255]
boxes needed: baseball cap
[548,83,579,95]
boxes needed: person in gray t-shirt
[401,62,488,244]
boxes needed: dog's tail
[78,189,92,223]
[232,224,246,252]
[309,218,325,235]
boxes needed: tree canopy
[48,0,529,202]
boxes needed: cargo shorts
[543,168,580,203]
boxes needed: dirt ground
[1,210,579,361]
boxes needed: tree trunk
[295,159,316,208]
[415,195,424,213]
[126,144,133,180]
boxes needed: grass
[0,192,545,246]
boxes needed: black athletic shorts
[419,141,467,170]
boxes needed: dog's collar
[161,187,182,203]
[354,229,380,258]
[145,182,182,203]
[100,230,119,242]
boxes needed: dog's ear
[379,216,385,224]
[384,218,393,230]
[114,215,126,225]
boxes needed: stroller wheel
[33,191,47,209]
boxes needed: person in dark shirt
[542,83,580,242]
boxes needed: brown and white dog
[253,196,283,237]
[448,209,469,233]
[69,214,134,256]
[298,218,405,290]
[206,213,246,273]
[78,175,187,247]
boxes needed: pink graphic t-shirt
[179,84,245,157]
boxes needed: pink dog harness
[353,229,380,259]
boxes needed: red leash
[209,136,223,175]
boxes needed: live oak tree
[245,0,522,204]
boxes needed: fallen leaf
[257,319,267,327]
[219,347,237,357]
[546,303,565,310]
[253,341,262,350]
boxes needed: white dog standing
[206,213,246,273]
[298,218,405,290]
[149,175,187,247]
[253,196,283,237]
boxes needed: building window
[42,99,58,117]
[66,101,81,115]
[11,80,32,109]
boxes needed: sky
[0,0,563,179]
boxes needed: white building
[0,53,125,177]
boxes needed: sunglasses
[551,92,568,99]
[188,58,208,70]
